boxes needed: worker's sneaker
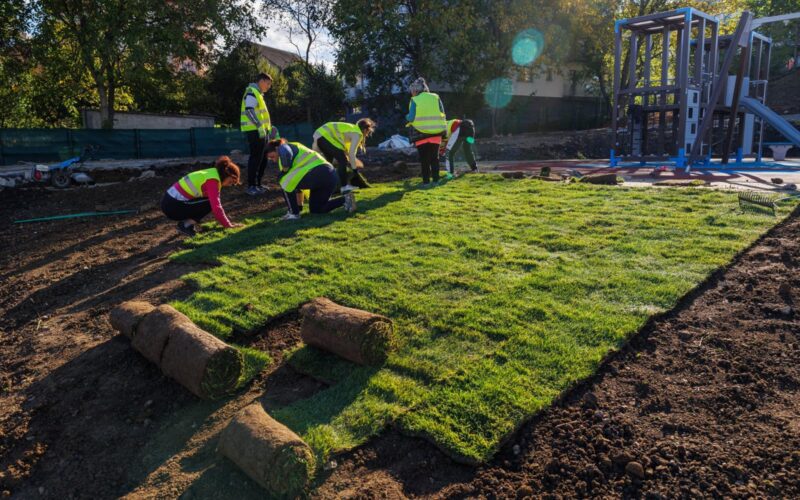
[176,221,196,237]
[245,186,261,196]
[470,166,479,172]
[344,192,357,213]
[255,185,268,193]
[280,212,301,221]
[340,184,359,194]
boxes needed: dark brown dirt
[1,159,799,499]
[317,210,800,499]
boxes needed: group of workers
[161,74,478,236]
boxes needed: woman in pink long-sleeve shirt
[161,156,243,236]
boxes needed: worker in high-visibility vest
[312,118,376,193]
[240,73,274,196]
[161,156,243,236]
[266,139,357,220]
[440,119,478,178]
[406,77,447,185]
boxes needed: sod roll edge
[110,300,244,400]
[218,403,316,496]
[300,297,395,365]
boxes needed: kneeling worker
[312,118,376,193]
[441,118,478,178]
[266,139,356,220]
[161,156,243,236]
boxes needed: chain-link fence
[347,94,609,147]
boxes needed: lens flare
[484,78,513,109]
[512,29,544,66]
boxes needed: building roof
[250,42,303,70]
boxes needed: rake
[738,191,800,215]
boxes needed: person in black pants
[417,142,441,184]
[241,73,274,195]
[283,164,347,216]
[442,119,478,176]
[266,139,355,220]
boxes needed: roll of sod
[131,304,176,365]
[300,297,395,365]
[110,302,244,400]
[109,301,155,339]
[218,403,316,496]
[159,308,244,400]
[581,173,620,185]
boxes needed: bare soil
[1,158,799,499]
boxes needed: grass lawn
[171,175,792,464]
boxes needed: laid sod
[172,175,794,463]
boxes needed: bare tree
[262,0,334,66]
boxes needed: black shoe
[176,221,196,237]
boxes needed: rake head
[738,191,777,215]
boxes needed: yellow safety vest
[178,168,220,199]
[278,142,327,192]
[410,92,446,135]
[316,122,363,152]
[445,119,459,139]
[240,84,271,134]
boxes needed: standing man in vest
[312,118,376,193]
[240,73,273,196]
[266,139,357,220]
[406,77,447,186]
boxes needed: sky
[258,27,337,70]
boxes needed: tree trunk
[104,65,116,129]
[97,85,112,129]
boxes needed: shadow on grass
[174,187,410,265]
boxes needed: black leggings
[284,164,346,215]
[316,136,351,187]
[448,137,477,173]
[417,142,440,183]
[161,193,211,222]
[246,130,267,187]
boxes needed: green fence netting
[0,123,315,166]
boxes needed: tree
[261,0,341,124]
[261,0,334,67]
[748,0,800,75]
[30,0,262,128]
[0,0,35,127]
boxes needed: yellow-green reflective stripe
[280,163,316,190]
[294,151,316,169]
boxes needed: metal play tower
[610,8,798,168]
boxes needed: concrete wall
[81,110,215,129]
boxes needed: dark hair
[265,138,287,153]
[215,155,241,185]
[357,118,377,136]
[256,73,273,82]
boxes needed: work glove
[258,127,267,139]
